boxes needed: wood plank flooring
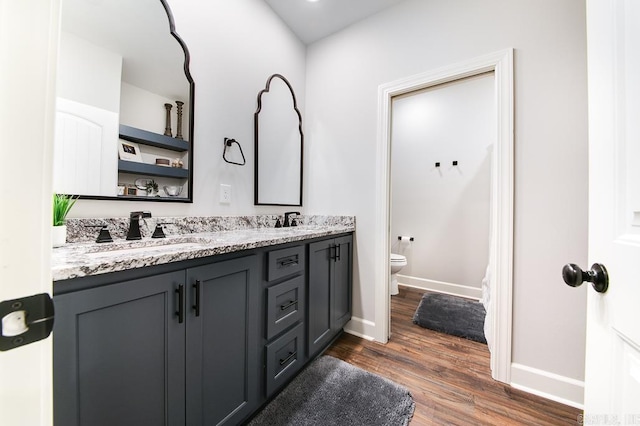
[325,286,582,425]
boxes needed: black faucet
[283,211,300,227]
[126,211,152,240]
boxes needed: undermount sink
[254,226,315,234]
[86,243,201,258]
[83,238,206,257]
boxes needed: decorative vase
[52,225,67,248]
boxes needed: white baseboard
[343,316,376,341]
[510,363,584,409]
[398,275,482,300]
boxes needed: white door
[582,0,640,420]
[0,0,59,424]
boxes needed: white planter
[52,225,67,248]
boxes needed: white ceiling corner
[263,0,406,45]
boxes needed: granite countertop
[52,222,354,282]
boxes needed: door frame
[374,49,514,382]
[0,0,60,423]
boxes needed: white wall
[70,0,307,218]
[305,0,588,402]
[391,73,494,295]
[57,32,122,112]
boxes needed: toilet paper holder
[397,236,414,241]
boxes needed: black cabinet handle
[279,257,298,267]
[279,351,297,366]
[176,285,184,324]
[193,280,201,317]
[336,244,341,261]
[280,300,298,311]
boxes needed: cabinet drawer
[266,245,305,281]
[265,322,304,397]
[266,275,304,340]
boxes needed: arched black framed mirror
[254,74,303,206]
[53,0,195,202]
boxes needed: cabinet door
[53,271,186,426]
[307,239,333,357]
[333,235,353,331]
[186,255,259,426]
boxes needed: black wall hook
[223,138,246,166]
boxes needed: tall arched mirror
[254,74,303,206]
[53,0,194,202]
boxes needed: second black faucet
[127,211,152,240]
[283,211,300,227]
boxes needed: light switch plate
[220,184,231,204]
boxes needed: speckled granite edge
[66,215,355,243]
[54,215,355,282]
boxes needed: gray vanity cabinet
[307,235,353,358]
[185,256,259,425]
[53,232,353,425]
[53,271,186,426]
[53,254,259,426]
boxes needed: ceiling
[263,0,406,45]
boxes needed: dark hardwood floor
[325,286,582,425]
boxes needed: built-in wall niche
[53,0,194,203]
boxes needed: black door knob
[562,263,609,293]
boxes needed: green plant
[145,180,158,194]
[53,194,78,226]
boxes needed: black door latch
[0,293,54,351]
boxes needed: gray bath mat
[413,292,487,344]
[248,355,415,426]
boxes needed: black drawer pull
[193,280,201,317]
[336,244,341,261]
[280,300,298,311]
[279,257,298,267]
[279,351,297,366]
[176,284,184,324]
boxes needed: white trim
[398,277,482,300]
[343,317,377,341]
[375,49,514,383]
[510,363,585,410]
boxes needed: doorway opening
[390,72,494,300]
[374,49,514,383]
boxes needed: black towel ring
[223,137,246,166]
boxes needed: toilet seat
[390,253,406,264]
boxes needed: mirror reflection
[53,0,194,202]
[254,74,303,206]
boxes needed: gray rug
[247,355,415,426]
[413,292,487,344]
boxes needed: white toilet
[390,253,407,296]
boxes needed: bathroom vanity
[52,217,353,425]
